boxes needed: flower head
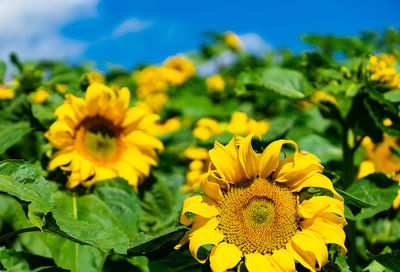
[183,146,210,192]
[32,89,50,104]
[206,74,225,93]
[224,31,241,50]
[0,87,14,100]
[193,118,223,141]
[83,71,105,85]
[367,54,400,89]
[45,83,163,189]
[176,135,346,272]
[163,56,196,81]
[226,112,269,136]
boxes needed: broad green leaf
[0,246,62,271]
[298,134,342,162]
[93,178,141,239]
[335,188,375,209]
[148,248,203,272]
[128,226,186,257]
[236,67,312,98]
[345,174,399,219]
[367,250,400,271]
[0,160,54,228]
[0,122,31,153]
[48,191,130,254]
[334,256,351,272]
[383,89,400,103]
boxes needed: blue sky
[0,0,399,72]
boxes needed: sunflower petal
[289,173,343,201]
[245,253,275,272]
[180,195,220,225]
[287,230,328,272]
[238,135,259,180]
[48,148,74,170]
[274,153,323,185]
[200,172,224,202]
[209,242,242,272]
[271,248,296,272]
[259,140,298,179]
[209,139,245,183]
[189,229,224,264]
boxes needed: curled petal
[259,140,298,179]
[238,134,259,180]
[180,195,220,225]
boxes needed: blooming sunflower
[206,74,225,93]
[163,56,196,82]
[176,135,346,272]
[45,83,163,189]
[358,134,400,208]
[367,54,400,89]
[226,112,269,136]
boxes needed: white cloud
[111,18,153,38]
[239,33,273,56]
[0,0,99,62]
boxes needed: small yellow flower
[367,54,400,89]
[0,87,15,100]
[163,56,196,81]
[193,118,222,141]
[357,134,400,208]
[83,71,105,84]
[141,116,182,137]
[226,112,269,136]
[206,74,225,92]
[176,135,346,272]
[182,146,210,192]
[135,66,170,98]
[136,92,169,113]
[55,84,68,94]
[310,91,337,105]
[45,83,163,189]
[224,31,241,50]
[32,89,50,104]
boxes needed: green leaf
[236,67,313,98]
[367,250,400,271]
[128,226,186,257]
[335,188,375,208]
[93,178,142,239]
[47,191,130,254]
[334,255,351,272]
[297,134,342,163]
[345,174,399,219]
[0,122,32,154]
[0,160,54,228]
[383,89,400,103]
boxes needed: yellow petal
[289,173,343,201]
[287,230,328,272]
[271,248,296,272]
[200,172,224,202]
[118,87,131,109]
[357,160,376,179]
[238,135,259,180]
[274,153,323,186]
[124,130,164,151]
[189,227,224,263]
[175,216,219,250]
[48,148,74,170]
[298,196,345,219]
[259,140,298,179]
[209,138,245,183]
[301,217,347,256]
[180,195,220,225]
[209,242,242,272]
[245,253,275,272]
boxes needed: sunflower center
[76,117,121,162]
[218,178,298,254]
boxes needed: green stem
[341,123,357,271]
[0,227,39,244]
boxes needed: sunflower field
[0,29,400,272]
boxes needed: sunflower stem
[0,227,40,244]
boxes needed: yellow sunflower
[183,146,211,192]
[163,56,196,81]
[176,135,346,272]
[45,83,163,189]
[0,87,14,100]
[206,74,225,93]
[367,54,400,89]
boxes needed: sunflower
[226,112,269,136]
[183,146,211,192]
[224,31,241,50]
[206,74,225,93]
[358,134,400,208]
[45,83,163,189]
[367,54,400,89]
[176,135,346,272]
